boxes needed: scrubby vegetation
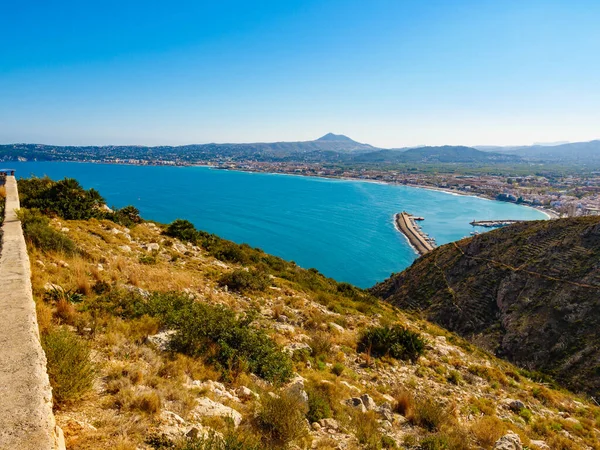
[18,208,77,255]
[357,324,426,362]
[17,177,600,450]
[42,328,95,406]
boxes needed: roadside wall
[0,176,64,449]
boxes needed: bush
[42,328,95,406]
[19,176,105,220]
[257,391,308,447]
[133,292,293,383]
[408,397,449,432]
[165,219,200,243]
[357,325,426,362]
[148,429,262,450]
[306,386,332,423]
[18,208,77,255]
[352,410,382,450]
[219,269,270,293]
[107,205,142,227]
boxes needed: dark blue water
[12,162,547,287]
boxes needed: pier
[395,212,436,256]
[470,219,524,228]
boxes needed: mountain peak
[316,133,356,142]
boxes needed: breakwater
[0,174,64,449]
[395,212,436,256]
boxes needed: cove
[11,162,547,288]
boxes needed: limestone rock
[329,322,345,333]
[148,330,176,351]
[494,432,522,450]
[360,394,377,411]
[192,398,242,427]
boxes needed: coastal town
[213,161,599,218]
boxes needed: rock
[329,322,345,333]
[277,314,289,323]
[36,260,45,267]
[192,397,243,427]
[345,397,366,413]
[119,245,131,252]
[148,330,176,351]
[60,227,69,232]
[340,381,360,392]
[96,263,104,271]
[494,432,522,450]
[360,394,377,411]
[146,243,160,252]
[530,440,549,449]
[508,400,525,413]
[283,342,312,355]
[236,386,258,400]
[161,410,186,426]
[58,260,69,268]
[286,375,309,407]
[311,422,322,431]
[319,418,339,430]
[110,228,121,235]
[123,284,150,298]
[44,282,63,292]
[186,427,201,439]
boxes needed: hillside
[477,140,600,163]
[372,217,600,398]
[352,146,520,164]
[16,177,600,449]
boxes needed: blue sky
[1,0,599,147]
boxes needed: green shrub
[331,362,345,376]
[148,430,261,450]
[352,410,382,450]
[19,176,105,220]
[257,391,308,447]
[42,328,95,406]
[18,208,77,255]
[106,205,142,227]
[357,325,426,362]
[164,219,200,243]
[219,269,270,292]
[306,386,332,423]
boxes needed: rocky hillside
[372,217,600,398]
[18,177,600,449]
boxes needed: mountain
[476,139,600,163]
[371,217,600,396]
[315,133,357,142]
[352,146,521,164]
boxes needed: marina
[395,212,436,256]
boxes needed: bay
[10,162,547,288]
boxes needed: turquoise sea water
[11,162,547,288]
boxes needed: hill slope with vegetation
[16,177,600,450]
[372,217,600,399]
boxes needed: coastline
[7,159,560,219]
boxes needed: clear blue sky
[1,0,599,147]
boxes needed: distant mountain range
[477,140,600,163]
[1,134,598,165]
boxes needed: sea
[10,162,547,288]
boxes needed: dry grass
[470,416,507,448]
[393,389,414,417]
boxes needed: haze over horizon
[2,0,599,148]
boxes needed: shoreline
[7,159,560,218]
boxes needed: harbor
[470,219,524,228]
[395,212,436,256]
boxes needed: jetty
[470,219,524,228]
[395,212,436,256]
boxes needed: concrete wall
[0,176,64,449]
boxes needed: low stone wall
[0,176,64,449]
